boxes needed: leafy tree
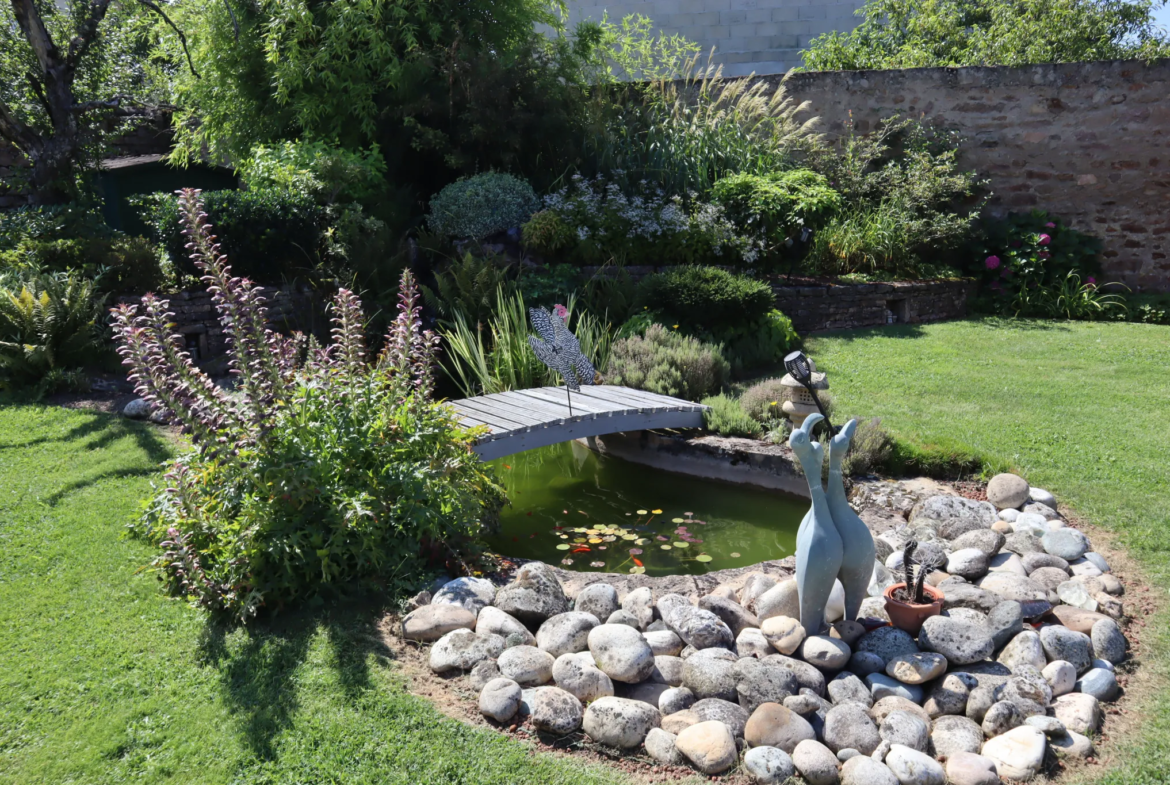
[802,0,1170,71]
[0,0,185,204]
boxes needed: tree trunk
[25,137,79,205]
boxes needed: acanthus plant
[112,189,500,619]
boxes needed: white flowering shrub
[427,173,540,240]
[532,175,763,267]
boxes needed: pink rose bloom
[1039,234,1052,246]
[1045,222,1056,229]
[985,255,1001,270]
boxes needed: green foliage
[972,210,1111,317]
[586,19,821,196]
[804,118,983,276]
[0,203,115,251]
[239,141,388,204]
[0,237,165,294]
[422,253,518,327]
[516,264,581,308]
[711,170,842,250]
[739,377,790,424]
[535,176,761,267]
[1115,292,1170,325]
[134,189,329,282]
[718,309,801,374]
[634,266,775,332]
[578,264,640,326]
[440,288,612,398]
[0,271,104,391]
[606,323,729,402]
[701,394,763,438]
[840,417,896,476]
[427,173,540,241]
[802,0,1170,71]
[522,210,576,256]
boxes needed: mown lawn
[1,317,1168,784]
[807,317,1170,785]
[0,402,629,785]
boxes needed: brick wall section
[117,284,318,361]
[771,279,976,333]
[775,59,1170,291]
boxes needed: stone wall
[564,0,864,77]
[771,279,976,333]
[777,59,1170,291]
[117,284,320,363]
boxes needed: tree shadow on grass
[196,597,395,761]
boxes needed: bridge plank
[589,385,700,410]
[575,386,670,411]
[488,391,572,423]
[514,388,616,416]
[454,398,547,428]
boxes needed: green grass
[806,317,1170,785]
[0,401,629,785]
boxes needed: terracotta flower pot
[883,582,944,636]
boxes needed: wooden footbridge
[447,386,707,461]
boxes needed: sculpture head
[828,417,859,473]
[788,413,826,481]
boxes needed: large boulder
[997,630,1046,674]
[645,629,684,657]
[575,582,619,621]
[529,686,583,735]
[986,474,1030,510]
[582,696,661,748]
[667,605,735,650]
[941,584,1002,614]
[698,594,759,637]
[855,626,920,665]
[761,615,807,656]
[885,744,946,785]
[755,579,801,621]
[734,656,801,713]
[980,725,1046,780]
[650,654,686,686]
[1091,618,1127,665]
[1053,693,1101,735]
[886,653,947,685]
[588,624,655,683]
[793,739,842,785]
[536,611,599,657]
[841,755,899,785]
[950,529,1006,559]
[493,562,569,626]
[692,697,751,738]
[1041,529,1090,561]
[744,745,797,784]
[682,648,738,701]
[918,616,994,665]
[429,629,506,673]
[620,586,655,629]
[1040,626,1093,674]
[552,651,614,703]
[924,674,974,718]
[675,720,738,775]
[931,715,984,759]
[945,752,999,785]
[879,711,931,752]
[431,576,496,616]
[823,702,881,755]
[910,496,997,540]
[498,645,555,686]
[401,604,476,642]
[977,573,1051,618]
[985,601,1024,650]
[744,702,817,753]
[479,677,522,723]
[476,606,536,645]
[765,654,827,696]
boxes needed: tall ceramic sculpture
[827,419,876,622]
[790,413,843,638]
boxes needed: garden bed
[393,474,1144,783]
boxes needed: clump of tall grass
[591,51,822,196]
[440,286,614,398]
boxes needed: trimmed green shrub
[0,237,165,293]
[0,203,114,252]
[739,377,789,423]
[634,266,774,333]
[521,210,575,256]
[606,323,729,402]
[841,417,895,477]
[718,309,800,373]
[427,172,539,241]
[701,394,762,438]
[134,189,329,282]
[0,271,105,391]
[712,170,841,249]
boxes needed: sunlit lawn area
[0,316,1167,784]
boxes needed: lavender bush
[112,189,504,619]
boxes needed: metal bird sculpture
[528,306,595,416]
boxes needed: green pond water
[486,441,807,576]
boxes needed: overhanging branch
[136,0,201,79]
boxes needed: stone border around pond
[389,477,1146,784]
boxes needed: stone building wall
[771,279,976,333]
[117,284,320,362]
[776,59,1170,291]
[565,0,864,76]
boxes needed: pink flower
[1086,276,1097,285]
[1039,234,1052,246]
[1045,222,1056,229]
[553,304,569,323]
[629,548,643,555]
[985,255,1001,270]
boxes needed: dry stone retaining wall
[771,279,975,333]
[777,59,1170,291]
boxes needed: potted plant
[883,541,944,635]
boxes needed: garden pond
[485,441,806,576]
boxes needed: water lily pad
[652,509,663,514]
[588,538,602,544]
[730,552,740,558]
[672,542,689,548]
[660,544,672,550]
[622,534,637,541]
[671,518,684,523]
[695,554,713,563]
[573,538,587,543]
[629,566,646,575]
[635,538,648,546]
[556,544,571,550]
[636,509,648,515]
